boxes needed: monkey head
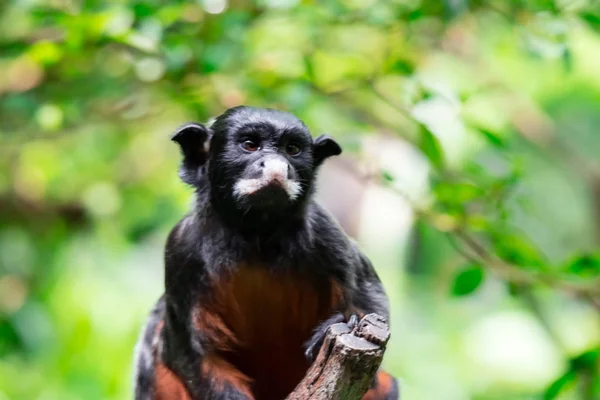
[172,106,341,226]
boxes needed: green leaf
[466,214,489,231]
[570,349,600,371]
[506,282,523,297]
[418,125,444,170]
[478,128,506,148]
[133,3,155,18]
[303,55,315,81]
[545,350,600,399]
[381,170,395,183]
[543,369,577,400]
[388,59,414,75]
[434,182,484,204]
[580,12,600,34]
[451,263,485,296]
[407,9,424,21]
[564,254,600,278]
[493,233,546,269]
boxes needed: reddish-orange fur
[197,265,341,400]
[330,280,346,309]
[363,371,395,400]
[194,308,239,351]
[201,355,254,398]
[154,361,192,400]
[153,320,192,400]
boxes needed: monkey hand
[303,312,361,362]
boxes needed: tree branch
[287,314,393,400]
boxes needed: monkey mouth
[233,176,301,201]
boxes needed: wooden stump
[286,313,391,400]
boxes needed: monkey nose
[262,158,289,182]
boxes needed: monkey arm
[311,204,390,321]
[159,220,209,398]
[158,218,253,400]
[133,296,166,400]
[134,296,253,400]
[304,206,390,361]
[351,249,390,322]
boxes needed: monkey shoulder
[162,213,219,298]
[306,204,368,270]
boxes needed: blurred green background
[1,0,600,399]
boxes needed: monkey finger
[347,314,359,331]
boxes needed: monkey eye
[286,144,301,156]
[242,140,260,152]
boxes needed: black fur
[171,123,210,185]
[133,296,165,399]
[133,106,393,399]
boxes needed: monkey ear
[171,123,210,185]
[313,135,342,167]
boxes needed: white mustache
[233,158,301,200]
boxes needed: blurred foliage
[1,0,600,399]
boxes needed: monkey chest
[207,266,338,398]
[215,266,334,345]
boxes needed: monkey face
[215,119,312,209]
[172,106,341,220]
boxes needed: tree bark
[286,313,392,400]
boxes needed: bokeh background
[1,0,600,399]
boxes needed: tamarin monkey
[133,106,399,400]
